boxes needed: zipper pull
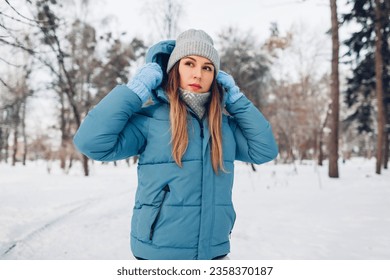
[200,122,204,138]
[149,230,154,240]
[163,185,170,192]
[150,185,170,240]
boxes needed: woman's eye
[185,61,194,67]
[203,66,213,71]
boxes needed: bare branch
[4,0,47,24]
[0,11,38,28]
[0,56,23,67]
[0,37,36,54]
[0,76,11,89]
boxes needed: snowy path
[1,189,130,258]
[1,159,389,259]
[0,162,137,260]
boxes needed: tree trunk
[12,128,18,166]
[318,139,324,166]
[21,99,27,165]
[329,0,340,178]
[82,154,89,176]
[384,0,390,170]
[4,128,9,163]
[374,0,385,174]
[0,128,3,163]
[384,132,389,169]
[319,103,331,166]
[59,91,67,170]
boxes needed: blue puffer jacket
[73,40,278,260]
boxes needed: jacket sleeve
[226,95,278,164]
[73,85,148,161]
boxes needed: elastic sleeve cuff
[227,86,244,104]
[127,79,149,103]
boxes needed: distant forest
[0,0,389,177]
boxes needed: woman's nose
[193,67,202,79]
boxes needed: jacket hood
[144,39,226,105]
[145,40,175,103]
[145,40,175,78]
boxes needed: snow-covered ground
[0,158,389,260]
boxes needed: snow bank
[0,158,389,259]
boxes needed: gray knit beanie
[166,29,220,73]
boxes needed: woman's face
[178,55,215,93]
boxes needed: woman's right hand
[127,63,163,103]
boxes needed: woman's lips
[189,84,201,90]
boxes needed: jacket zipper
[187,110,204,139]
[183,109,205,258]
[149,184,170,240]
[199,121,204,138]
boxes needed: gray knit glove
[127,63,163,103]
[216,71,243,104]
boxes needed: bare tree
[1,0,149,173]
[0,63,33,166]
[329,0,340,178]
[265,23,331,164]
[218,27,271,109]
[144,0,185,39]
[30,1,92,175]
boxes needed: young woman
[73,29,278,260]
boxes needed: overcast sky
[2,0,353,137]
[89,0,340,44]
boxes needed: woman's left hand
[216,71,243,104]
[127,63,163,103]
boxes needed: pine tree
[342,0,390,171]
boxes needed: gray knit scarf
[179,88,211,119]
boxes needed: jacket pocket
[149,184,170,240]
[131,184,171,243]
[211,205,236,246]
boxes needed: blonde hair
[165,63,225,173]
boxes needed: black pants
[135,254,228,260]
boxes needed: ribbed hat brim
[167,40,220,73]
